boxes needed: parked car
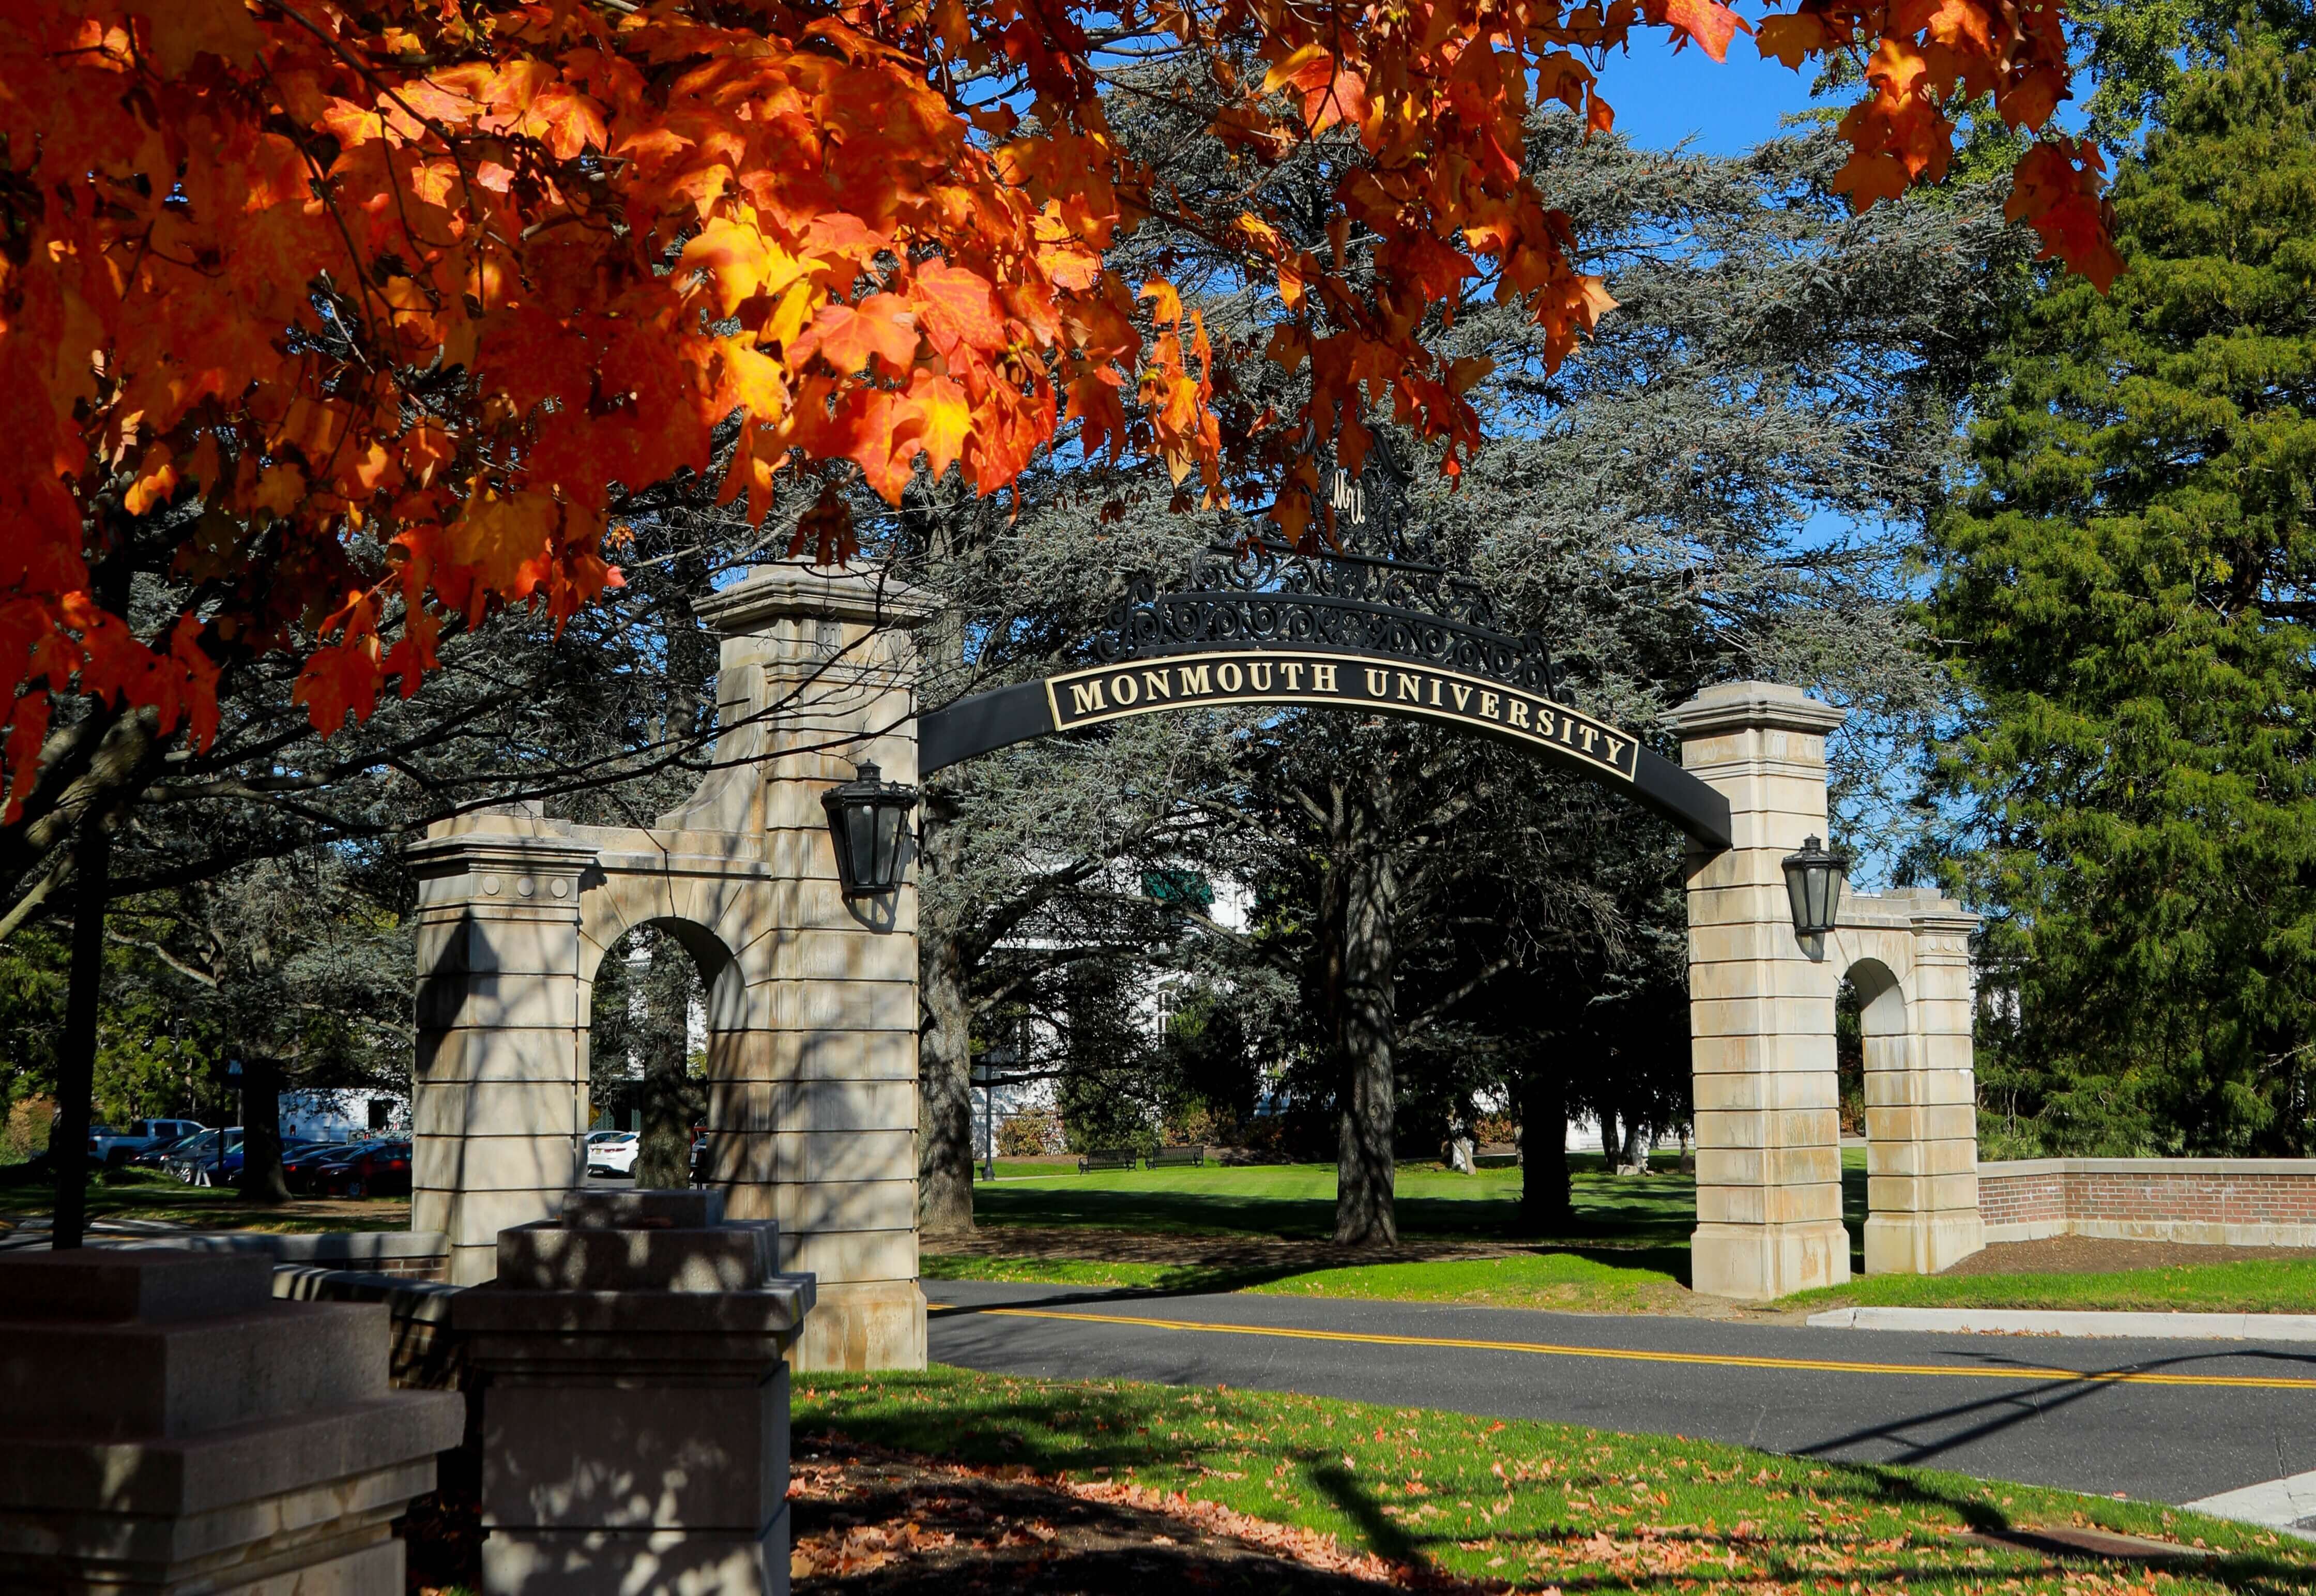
[87,1118,205,1166]
[130,1130,210,1171]
[313,1141,411,1198]
[282,1141,370,1193]
[164,1129,242,1183]
[586,1132,639,1176]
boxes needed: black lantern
[1781,834,1849,938]
[821,762,919,898]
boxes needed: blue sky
[1592,32,1831,155]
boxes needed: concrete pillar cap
[1665,679,1847,737]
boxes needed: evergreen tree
[1925,34,2316,1155]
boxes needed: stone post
[1863,902,1987,1273]
[0,1249,463,1592]
[667,563,939,1372]
[454,1189,814,1595]
[1666,681,1852,1301]
[407,808,603,1286]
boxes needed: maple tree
[0,0,2117,826]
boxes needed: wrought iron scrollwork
[1092,536,1561,698]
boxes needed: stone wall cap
[1982,1157,2316,1178]
[0,1388,464,1516]
[1664,680,1848,737]
[694,561,940,635]
[0,1250,272,1324]
[453,1276,815,1337]
[87,1230,451,1264]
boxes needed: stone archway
[1668,681,1985,1301]
[408,562,937,1371]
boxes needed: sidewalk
[1808,1305,2316,1340]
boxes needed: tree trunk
[1334,846,1398,1247]
[635,933,694,1188]
[1517,1061,1572,1233]
[241,1058,291,1203]
[51,812,109,1250]
[917,794,976,1236]
[1598,1105,1621,1172]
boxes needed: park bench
[1150,1144,1206,1168]
[1473,1151,1519,1169]
[1078,1147,1138,1173]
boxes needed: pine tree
[1926,33,2316,1155]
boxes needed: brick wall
[1978,1158,2316,1247]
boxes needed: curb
[1807,1306,2316,1341]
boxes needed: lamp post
[820,761,920,901]
[1780,834,1849,940]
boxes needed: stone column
[407,808,602,1286]
[1863,902,1987,1273]
[455,1190,814,1596]
[1667,681,1852,1301]
[668,563,940,1372]
[0,1249,463,1592]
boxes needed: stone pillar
[1862,902,1986,1273]
[455,1189,814,1596]
[407,808,602,1286]
[669,564,939,1372]
[1667,681,1852,1301]
[0,1249,463,1592]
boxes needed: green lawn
[1788,1257,2316,1315]
[972,1156,1723,1244]
[796,1364,2310,1592]
[923,1249,1698,1314]
[0,1164,409,1233]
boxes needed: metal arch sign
[918,645,1732,849]
[1050,650,1640,781]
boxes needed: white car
[586,1132,639,1176]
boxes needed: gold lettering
[1480,691,1500,720]
[1428,678,1443,706]
[1313,663,1337,692]
[1217,662,1243,691]
[1282,662,1305,691]
[1111,673,1139,707]
[1507,698,1529,729]
[1178,664,1211,695]
[1603,735,1627,767]
[1142,671,1171,703]
[1578,724,1599,754]
[1560,716,1575,744]
[1251,661,1273,691]
[1396,672,1422,703]
[1068,681,1107,716]
[1450,683,1472,712]
[1534,706,1556,739]
[1365,668,1390,697]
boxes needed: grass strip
[795,1364,2310,1592]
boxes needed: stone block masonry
[0,1249,464,1593]
[1980,1158,2316,1247]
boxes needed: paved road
[927,1281,2316,1509]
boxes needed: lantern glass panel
[845,803,877,892]
[1785,867,1812,934]
[875,801,907,888]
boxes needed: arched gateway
[407,552,1984,1371]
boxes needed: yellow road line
[951,1305,2316,1391]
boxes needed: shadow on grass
[797,1376,2315,1594]
[927,1240,1699,1308]
[970,1162,1698,1249]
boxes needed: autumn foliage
[0,0,2115,819]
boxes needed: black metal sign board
[1043,649,1639,783]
